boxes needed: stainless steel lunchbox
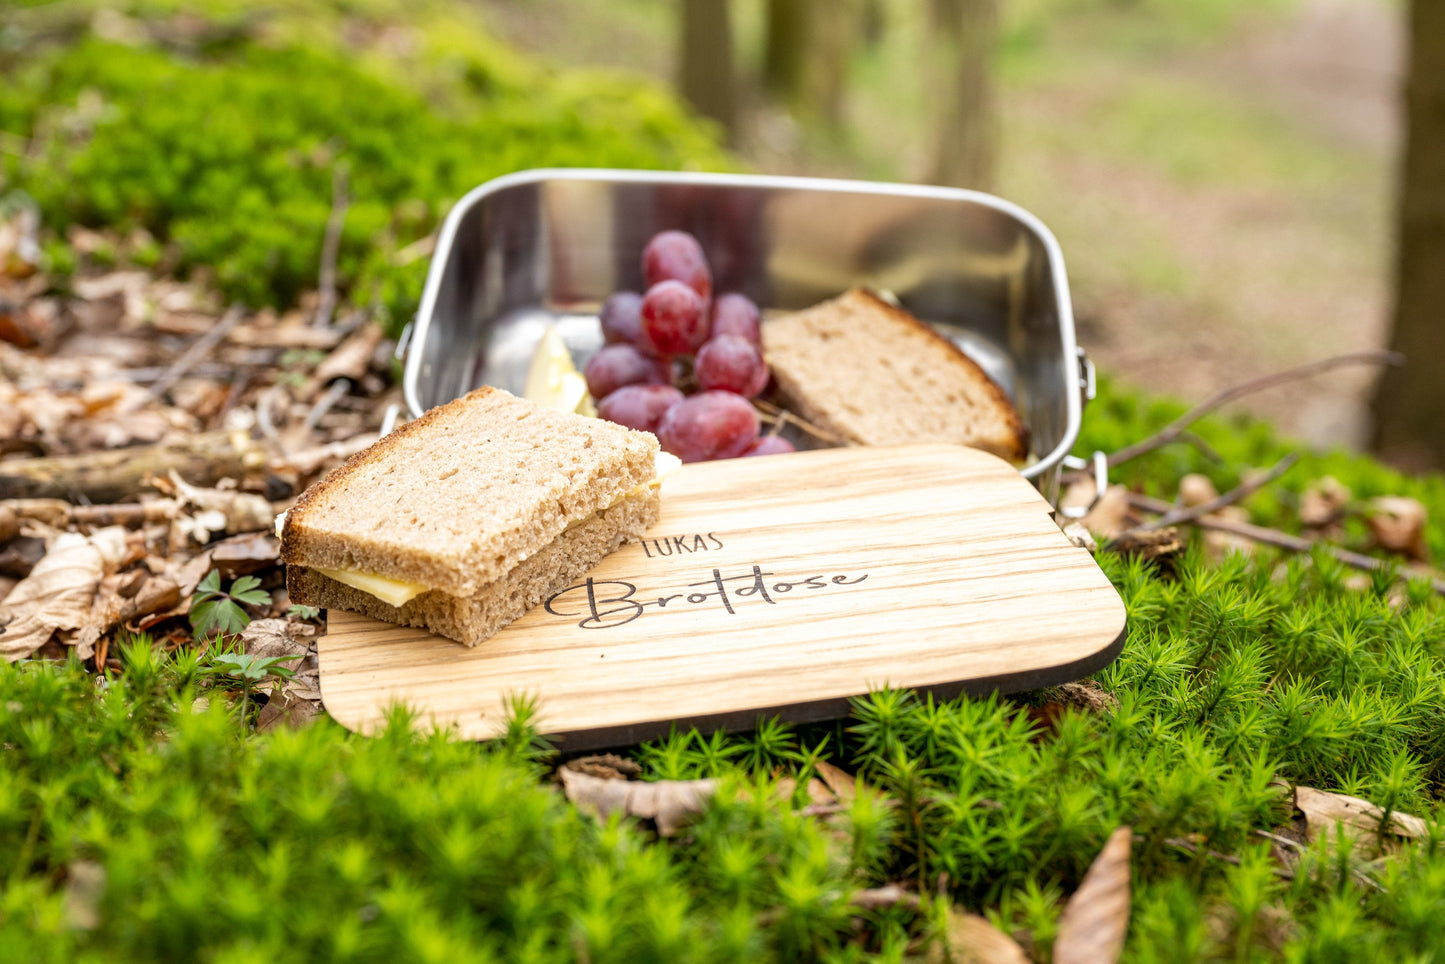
[402,169,1096,506]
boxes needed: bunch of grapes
[586,230,796,462]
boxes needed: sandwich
[281,386,664,647]
[760,288,1029,462]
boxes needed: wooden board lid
[318,443,1126,749]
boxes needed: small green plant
[189,570,271,640]
[286,603,321,621]
[204,651,300,722]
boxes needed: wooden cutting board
[318,443,1126,749]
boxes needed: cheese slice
[314,567,429,607]
[313,458,679,607]
[524,325,593,415]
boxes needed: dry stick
[1126,491,1445,594]
[1134,452,1300,531]
[751,398,852,446]
[1106,350,1404,468]
[303,378,351,432]
[313,159,350,328]
[132,305,245,409]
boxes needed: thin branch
[313,159,350,328]
[1125,492,1445,594]
[129,305,245,410]
[752,398,853,446]
[303,378,351,432]
[1107,351,1403,467]
[1135,453,1300,531]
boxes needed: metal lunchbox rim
[405,167,1085,483]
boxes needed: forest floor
[478,0,1403,452]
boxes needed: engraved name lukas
[640,532,725,557]
[545,564,869,630]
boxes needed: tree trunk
[802,0,852,128]
[1372,0,1445,470]
[680,0,736,142]
[763,0,809,102]
[927,0,998,190]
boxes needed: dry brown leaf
[1365,497,1429,561]
[310,321,384,387]
[1069,484,1133,539]
[814,760,859,805]
[256,687,324,731]
[926,907,1030,964]
[564,754,642,781]
[1060,521,1098,553]
[1300,476,1352,528]
[240,617,313,661]
[62,860,107,931]
[850,883,920,911]
[0,527,127,661]
[1177,474,1220,507]
[559,767,717,836]
[1294,785,1427,853]
[1054,826,1132,964]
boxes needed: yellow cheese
[524,325,592,415]
[314,567,428,607]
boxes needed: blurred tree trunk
[763,0,852,128]
[928,0,997,190]
[680,0,736,143]
[763,0,809,101]
[1372,0,1445,469]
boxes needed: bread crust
[288,486,660,647]
[761,288,1029,461]
[280,386,658,597]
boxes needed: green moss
[0,7,730,333]
[5,380,1445,960]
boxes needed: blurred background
[2,0,1438,468]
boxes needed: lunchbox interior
[407,171,1082,497]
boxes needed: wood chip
[1054,826,1132,964]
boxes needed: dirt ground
[1079,0,1404,449]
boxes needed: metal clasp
[1059,449,1108,519]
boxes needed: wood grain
[318,444,1126,748]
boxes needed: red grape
[710,293,761,345]
[656,390,760,462]
[583,344,670,400]
[640,280,709,356]
[744,436,796,457]
[643,230,711,300]
[599,291,647,350]
[695,335,768,398]
[597,384,684,434]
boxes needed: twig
[1134,453,1300,531]
[1107,351,1403,467]
[1254,829,1306,852]
[849,883,922,912]
[130,305,245,410]
[1125,492,1445,594]
[752,398,853,446]
[303,378,351,432]
[313,159,349,328]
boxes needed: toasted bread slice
[281,386,658,600]
[288,486,659,647]
[760,289,1029,462]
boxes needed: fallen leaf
[926,907,1030,964]
[62,860,107,931]
[559,767,717,837]
[1060,521,1098,553]
[850,883,920,911]
[1300,477,1352,528]
[1054,826,1132,964]
[1177,474,1219,507]
[1057,680,1118,715]
[1294,785,1427,853]
[240,617,313,661]
[1365,497,1429,561]
[1071,485,1133,539]
[1105,527,1183,563]
[0,527,127,661]
[564,754,642,781]
[208,532,280,576]
[814,760,859,805]
[310,321,384,387]
[255,687,324,731]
